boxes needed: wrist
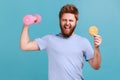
[23,24,29,27]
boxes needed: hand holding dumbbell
[23,14,42,26]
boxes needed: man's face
[60,13,77,37]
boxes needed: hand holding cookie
[88,26,102,47]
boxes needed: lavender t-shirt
[35,33,94,80]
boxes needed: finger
[94,34,101,38]
[94,39,102,45]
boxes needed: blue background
[0,0,120,80]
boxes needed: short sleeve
[35,35,49,50]
[83,38,94,61]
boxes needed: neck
[61,32,75,38]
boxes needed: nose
[66,20,70,25]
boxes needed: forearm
[88,47,101,70]
[20,25,30,50]
[93,47,101,68]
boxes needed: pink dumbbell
[23,14,42,25]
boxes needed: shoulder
[74,34,92,49]
[74,34,89,42]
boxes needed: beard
[60,24,76,38]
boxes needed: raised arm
[20,24,39,51]
[20,14,41,51]
[88,35,102,70]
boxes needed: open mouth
[64,26,71,32]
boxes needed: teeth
[65,26,69,29]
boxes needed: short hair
[59,4,79,21]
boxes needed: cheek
[60,22,66,28]
[71,22,76,27]
[61,23,64,26]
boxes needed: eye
[69,19,74,22]
[62,19,67,21]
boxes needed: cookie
[89,26,98,36]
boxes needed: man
[20,4,102,80]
